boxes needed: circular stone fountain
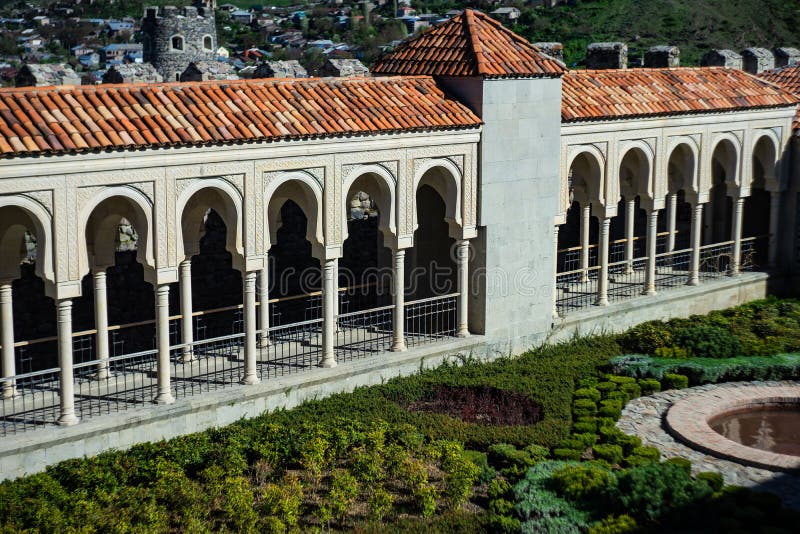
[666,384,800,472]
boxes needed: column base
[92,369,114,381]
[457,329,471,338]
[595,298,609,307]
[727,270,740,278]
[686,278,699,287]
[240,374,260,385]
[390,341,407,352]
[180,351,195,363]
[153,392,176,405]
[318,356,337,368]
[259,336,271,348]
[57,413,79,426]
[643,288,657,296]
[2,386,18,399]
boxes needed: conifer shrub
[592,444,623,465]
[696,471,724,492]
[637,378,661,395]
[551,463,614,501]
[663,457,692,475]
[574,387,602,403]
[674,325,741,359]
[589,514,638,534]
[662,373,689,390]
[573,418,597,434]
[573,398,599,418]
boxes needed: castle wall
[142,6,217,82]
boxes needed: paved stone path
[617,381,800,510]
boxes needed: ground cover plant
[1,298,799,532]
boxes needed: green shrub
[487,443,537,471]
[654,346,691,359]
[696,471,724,492]
[662,373,689,390]
[593,444,623,465]
[606,390,630,405]
[596,381,618,396]
[553,448,583,461]
[598,399,622,420]
[572,432,598,448]
[674,325,741,359]
[573,398,599,418]
[439,442,480,507]
[578,377,600,389]
[487,478,513,501]
[559,438,587,451]
[574,387,602,403]
[618,321,674,353]
[551,463,614,501]
[523,444,550,463]
[597,417,617,430]
[573,419,597,434]
[259,475,304,529]
[619,382,641,400]
[637,378,661,395]
[625,446,660,466]
[606,375,637,385]
[597,425,641,454]
[663,457,692,475]
[514,461,591,534]
[463,450,496,485]
[367,486,394,522]
[609,463,712,522]
[589,514,638,534]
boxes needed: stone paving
[617,381,800,510]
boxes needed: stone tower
[142,1,218,82]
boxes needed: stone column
[768,191,781,268]
[1,281,17,398]
[241,271,259,385]
[667,193,677,253]
[730,197,744,276]
[320,259,337,368]
[688,203,703,286]
[259,265,270,347]
[580,204,591,282]
[179,259,193,362]
[456,239,470,337]
[553,226,560,318]
[92,268,111,379]
[153,284,175,404]
[391,249,407,351]
[56,299,79,426]
[644,208,659,295]
[625,198,636,273]
[596,217,611,306]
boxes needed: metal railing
[335,305,393,364]
[0,366,61,436]
[405,293,459,347]
[557,231,676,273]
[259,318,323,380]
[556,235,770,317]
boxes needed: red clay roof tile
[758,64,800,132]
[562,67,798,122]
[373,9,565,79]
[0,76,480,157]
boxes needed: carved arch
[341,164,397,247]
[666,139,700,195]
[750,131,781,192]
[566,146,606,209]
[176,177,245,269]
[710,134,741,196]
[413,158,463,239]
[265,171,325,259]
[0,195,55,291]
[618,140,655,202]
[78,185,156,280]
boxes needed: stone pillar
[553,225,560,318]
[688,203,703,286]
[241,271,259,384]
[667,193,677,253]
[625,198,636,273]
[580,204,591,282]
[259,265,270,347]
[391,249,406,351]
[179,259,193,361]
[644,208,659,295]
[56,299,79,426]
[730,197,744,276]
[596,218,611,306]
[456,239,470,337]
[768,191,781,268]
[92,269,111,379]
[1,282,17,398]
[320,259,337,368]
[153,284,175,404]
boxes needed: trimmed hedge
[609,353,800,385]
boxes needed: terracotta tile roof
[0,76,481,158]
[372,9,565,78]
[758,64,800,132]
[562,67,798,122]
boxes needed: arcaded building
[0,10,798,476]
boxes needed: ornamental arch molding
[566,145,606,215]
[264,170,325,260]
[78,185,156,282]
[710,133,742,197]
[666,139,700,203]
[617,139,656,205]
[176,177,245,270]
[340,164,397,248]
[750,130,782,192]
[413,158,464,240]
[0,194,56,293]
